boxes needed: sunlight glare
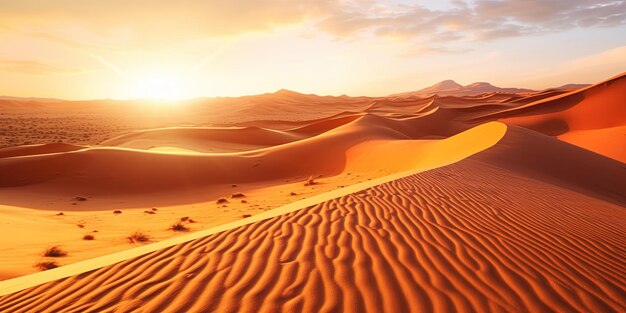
[130,72,190,100]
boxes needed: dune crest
[0,72,624,312]
[1,129,623,311]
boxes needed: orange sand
[0,72,624,312]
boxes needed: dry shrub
[43,246,67,257]
[34,261,60,271]
[170,222,189,232]
[127,232,150,243]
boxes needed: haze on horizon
[0,0,625,100]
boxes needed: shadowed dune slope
[0,125,624,312]
[472,125,626,205]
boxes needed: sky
[0,0,625,100]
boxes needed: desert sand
[0,73,624,312]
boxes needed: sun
[130,71,190,100]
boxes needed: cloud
[0,60,82,75]
[0,0,624,55]
[317,0,626,47]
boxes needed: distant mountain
[553,84,591,90]
[391,80,535,97]
[0,95,62,102]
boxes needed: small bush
[170,222,190,232]
[83,234,95,240]
[127,232,150,243]
[231,193,246,199]
[43,246,67,257]
[216,198,228,204]
[242,214,252,218]
[34,261,60,271]
[113,210,122,214]
[144,210,156,214]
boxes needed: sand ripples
[1,157,624,312]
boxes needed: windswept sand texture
[0,73,624,311]
[0,128,624,312]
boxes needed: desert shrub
[170,222,189,232]
[127,231,150,243]
[43,246,67,257]
[34,261,60,271]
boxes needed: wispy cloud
[317,0,626,48]
[2,0,624,51]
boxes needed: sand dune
[488,72,626,132]
[558,126,626,162]
[0,143,85,159]
[100,126,305,153]
[0,72,624,310]
[0,114,500,206]
[1,125,623,312]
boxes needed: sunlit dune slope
[1,123,623,312]
[558,126,626,162]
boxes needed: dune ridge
[1,140,623,312]
[0,72,624,311]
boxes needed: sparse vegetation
[113,210,122,214]
[73,196,87,201]
[144,210,156,214]
[241,200,248,203]
[242,214,252,218]
[77,223,85,228]
[290,192,298,196]
[56,212,64,216]
[127,231,150,243]
[151,208,158,211]
[169,222,190,232]
[216,197,229,204]
[43,246,67,257]
[34,260,60,271]
[180,216,195,223]
[83,234,95,240]
[231,193,246,198]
